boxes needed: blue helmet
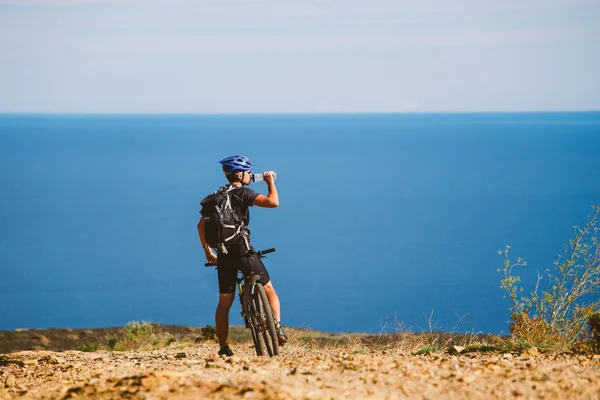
[219,155,252,173]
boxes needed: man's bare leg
[215,293,235,346]
[263,281,280,321]
[263,281,288,344]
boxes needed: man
[197,155,288,357]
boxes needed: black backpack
[200,185,247,254]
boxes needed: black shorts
[217,244,271,294]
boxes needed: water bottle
[251,172,277,182]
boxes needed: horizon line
[1,110,600,116]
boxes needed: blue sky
[1,0,599,113]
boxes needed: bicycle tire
[254,283,280,356]
[244,287,265,356]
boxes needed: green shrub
[499,205,600,352]
[463,341,500,353]
[163,335,177,346]
[200,325,217,342]
[124,320,154,340]
[414,345,440,355]
[77,343,99,352]
[113,321,156,351]
[105,334,118,350]
[588,312,600,353]
[107,322,183,351]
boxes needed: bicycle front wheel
[253,283,280,356]
[244,287,265,356]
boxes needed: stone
[38,355,62,364]
[523,347,539,357]
[4,374,15,388]
[449,346,465,355]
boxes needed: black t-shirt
[228,185,259,231]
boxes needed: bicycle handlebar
[204,248,276,267]
[257,248,276,256]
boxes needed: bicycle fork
[238,281,252,329]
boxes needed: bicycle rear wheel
[243,287,265,356]
[253,283,280,356]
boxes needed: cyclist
[197,155,288,357]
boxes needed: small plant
[462,341,499,353]
[379,312,410,335]
[422,309,445,351]
[377,310,489,354]
[113,321,157,351]
[499,205,600,352]
[105,334,118,350]
[588,312,600,353]
[163,335,177,346]
[342,334,365,353]
[414,345,440,355]
[200,325,217,342]
[77,343,99,352]
[123,320,154,340]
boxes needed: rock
[532,373,550,382]
[458,373,476,383]
[38,355,62,364]
[523,347,539,357]
[449,346,465,355]
[205,362,225,369]
[485,362,500,371]
[4,374,15,388]
[60,364,74,372]
[174,352,186,359]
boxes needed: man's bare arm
[197,217,217,262]
[253,171,279,208]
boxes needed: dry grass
[0,324,204,354]
[237,326,508,356]
[1,324,509,356]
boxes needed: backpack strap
[216,184,250,254]
[222,223,246,243]
[215,184,237,195]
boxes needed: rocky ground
[2,341,600,399]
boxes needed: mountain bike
[206,248,280,357]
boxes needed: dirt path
[2,343,600,399]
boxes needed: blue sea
[1,113,599,335]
